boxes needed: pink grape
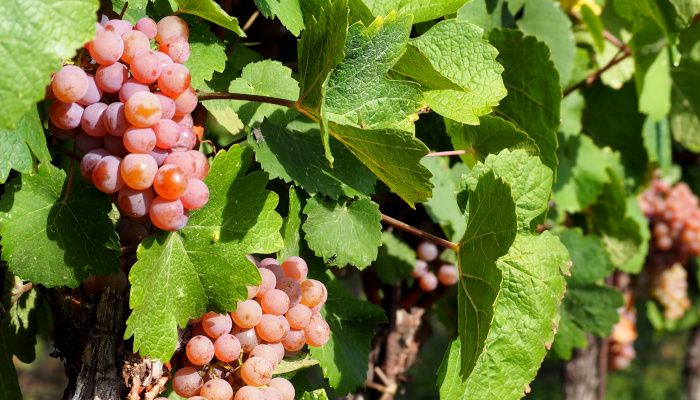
[121,30,150,64]
[201,312,233,339]
[161,39,190,63]
[240,357,273,387]
[178,180,209,208]
[304,315,330,347]
[230,300,262,329]
[173,87,197,116]
[281,329,305,352]
[153,164,188,199]
[418,272,438,292]
[260,387,283,400]
[131,50,163,84]
[158,63,191,97]
[52,65,88,103]
[49,101,83,130]
[186,335,215,365]
[268,378,294,400]
[285,304,312,330]
[260,259,285,282]
[103,102,129,136]
[250,344,281,366]
[80,149,110,183]
[412,259,428,278]
[276,278,302,308]
[120,153,158,190]
[149,197,186,231]
[75,132,103,154]
[232,327,259,353]
[103,134,129,157]
[153,119,180,149]
[281,256,308,282]
[81,102,109,137]
[117,188,155,218]
[89,31,124,65]
[416,241,438,262]
[92,156,124,194]
[135,17,157,39]
[172,367,203,398]
[189,150,210,180]
[172,128,196,151]
[154,51,173,68]
[78,74,103,106]
[123,127,156,153]
[164,151,196,176]
[96,62,128,93]
[234,386,264,400]
[256,268,277,298]
[268,342,285,362]
[260,289,290,316]
[125,91,162,127]
[156,16,189,43]
[155,93,176,119]
[150,147,169,166]
[300,280,326,308]
[95,22,104,34]
[103,19,132,36]
[255,314,287,342]
[173,113,193,128]
[119,78,150,102]
[437,264,458,286]
[200,378,233,400]
[213,334,241,362]
[248,285,260,299]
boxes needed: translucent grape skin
[52,65,88,103]
[81,102,109,137]
[285,304,312,330]
[149,196,186,231]
[92,156,124,194]
[117,188,155,218]
[135,17,158,39]
[89,31,124,65]
[131,50,163,84]
[234,386,264,400]
[304,315,331,347]
[125,91,162,127]
[158,63,191,97]
[418,272,438,292]
[255,314,287,342]
[171,367,203,398]
[186,335,215,366]
[121,30,150,64]
[260,289,290,316]
[416,241,439,262]
[281,329,306,352]
[300,279,326,308]
[78,74,103,106]
[120,153,158,190]
[49,101,83,130]
[172,128,197,151]
[213,333,241,363]
[201,312,233,339]
[155,93,176,120]
[153,164,188,199]
[240,356,273,387]
[268,377,295,400]
[180,178,209,210]
[173,87,197,116]
[80,149,110,183]
[156,15,189,44]
[189,150,210,180]
[96,62,128,93]
[230,300,262,329]
[123,127,156,154]
[437,264,458,286]
[281,256,308,282]
[277,278,302,308]
[232,327,259,353]
[153,119,180,149]
[256,268,277,298]
[200,378,233,400]
[164,151,197,176]
[161,39,190,63]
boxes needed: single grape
[153,164,188,199]
[260,289,290,316]
[259,259,285,282]
[121,30,150,64]
[174,113,193,128]
[155,93,176,120]
[232,327,259,353]
[172,128,197,152]
[156,16,189,44]
[92,156,124,194]
[281,329,305,352]
[131,50,163,84]
[78,74,103,106]
[437,264,458,286]
[416,241,439,262]
[150,147,169,166]
[304,315,330,347]
[180,178,209,210]
[153,119,180,149]
[240,357,273,387]
[412,259,428,278]
[189,150,210,180]
[268,378,295,400]
[158,63,191,97]
[164,151,197,176]
[52,65,88,103]
[161,39,190,63]
[186,335,215,365]
[118,78,150,103]
[213,334,241,363]
[49,101,83,130]
[250,344,282,366]
[89,31,124,65]
[135,17,157,39]
[173,87,197,116]
[256,268,277,298]
[125,91,162,127]
[123,127,157,154]
[281,256,308,282]
[230,299,262,329]
[103,19,132,36]
[75,132,103,154]
[154,51,173,68]
[418,272,438,292]
[80,149,110,183]
[202,312,233,339]
[103,134,129,157]
[149,197,186,231]
[234,386,264,400]
[200,378,233,400]
[276,278,302,308]
[102,102,128,136]
[260,387,283,400]
[117,188,155,218]
[120,153,158,190]
[81,102,109,137]
[285,304,312,330]
[172,367,203,398]
[268,342,285,363]
[96,62,128,93]
[255,314,287,343]
[300,279,326,308]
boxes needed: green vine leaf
[174,0,244,36]
[374,232,416,284]
[126,146,284,361]
[0,0,99,130]
[300,389,330,400]
[0,163,120,288]
[185,22,227,90]
[254,0,305,36]
[362,0,470,23]
[422,157,468,241]
[0,108,51,184]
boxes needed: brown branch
[426,150,466,157]
[381,214,459,251]
[571,12,625,50]
[196,92,297,108]
[243,11,260,32]
[563,48,631,97]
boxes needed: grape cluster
[412,241,458,292]
[649,260,691,320]
[48,16,207,231]
[609,274,637,370]
[171,256,331,400]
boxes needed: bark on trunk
[686,326,700,400]
[565,338,599,400]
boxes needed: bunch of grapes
[649,260,691,320]
[48,15,207,231]
[608,274,637,370]
[171,256,331,400]
[412,241,458,292]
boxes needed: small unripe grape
[202,312,233,339]
[281,256,308,282]
[186,335,215,365]
[153,164,188,199]
[52,65,88,103]
[96,62,128,93]
[285,304,312,330]
[81,102,109,137]
[304,315,330,347]
[172,366,203,398]
[121,30,150,64]
[276,278,302,308]
[268,377,295,400]
[281,329,305,352]
[416,241,439,262]
[260,289,290,316]
[213,334,241,363]
[240,357,273,387]
[123,127,157,154]
[125,91,162,127]
[156,16,189,44]
[135,17,158,39]
[89,31,124,65]
[437,264,458,286]
[158,63,191,97]
[230,300,262,329]
[418,272,438,292]
[234,386,264,400]
[300,279,326,308]
[200,378,233,400]
[49,101,83,130]
[92,156,124,194]
[117,187,155,218]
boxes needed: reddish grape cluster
[412,241,458,292]
[608,274,637,370]
[171,256,331,400]
[47,16,207,231]
[640,178,700,257]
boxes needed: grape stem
[381,214,459,251]
[196,92,296,108]
[425,150,466,157]
[563,46,631,97]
